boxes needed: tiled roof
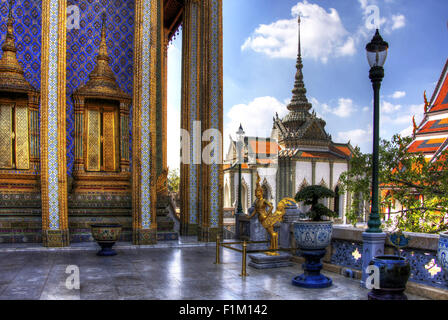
[408,138,446,154]
[408,59,448,162]
[247,138,280,157]
[428,61,448,113]
[419,118,448,134]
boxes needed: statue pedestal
[248,214,268,251]
[248,252,294,269]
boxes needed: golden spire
[74,11,128,99]
[0,0,34,91]
[86,12,116,85]
[98,11,109,60]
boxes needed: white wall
[295,161,312,191]
[315,162,330,187]
[257,167,277,204]
[333,162,347,189]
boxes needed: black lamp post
[236,124,245,215]
[366,29,389,233]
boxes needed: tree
[295,185,338,221]
[340,134,448,234]
[167,169,180,194]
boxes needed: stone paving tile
[0,246,429,300]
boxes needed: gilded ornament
[248,173,296,255]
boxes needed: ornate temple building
[408,58,448,160]
[224,18,353,222]
[0,0,224,247]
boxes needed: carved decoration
[72,12,131,193]
[0,0,40,193]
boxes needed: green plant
[295,185,338,221]
[340,134,448,233]
[167,169,180,193]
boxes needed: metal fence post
[240,240,247,277]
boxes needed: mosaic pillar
[40,0,69,247]
[180,0,202,236]
[132,0,160,245]
[198,0,223,242]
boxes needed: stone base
[181,223,198,236]
[368,288,408,300]
[43,229,70,247]
[96,242,118,256]
[248,252,294,269]
[198,227,221,242]
[292,249,332,289]
[133,229,157,245]
[157,231,179,241]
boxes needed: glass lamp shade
[366,29,389,68]
[236,124,245,141]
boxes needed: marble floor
[0,244,426,300]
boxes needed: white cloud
[312,97,357,118]
[241,1,356,63]
[336,126,373,147]
[381,103,424,127]
[390,91,406,99]
[224,96,288,150]
[381,100,402,114]
[391,14,406,30]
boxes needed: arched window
[334,186,340,216]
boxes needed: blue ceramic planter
[437,232,448,273]
[292,221,333,288]
[367,255,410,300]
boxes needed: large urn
[367,255,411,300]
[292,221,333,288]
[91,224,122,256]
[437,231,448,273]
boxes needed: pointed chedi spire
[0,0,34,92]
[280,15,313,132]
[287,15,312,113]
[75,11,128,99]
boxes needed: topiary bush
[295,185,338,222]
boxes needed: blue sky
[167,0,448,170]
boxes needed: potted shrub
[292,185,338,288]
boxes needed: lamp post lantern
[366,29,388,233]
[236,124,245,216]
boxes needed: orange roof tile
[247,139,280,156]
[419,118,448,134]
[408,138,446,153]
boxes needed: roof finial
[8,0,14,19]
[98,10,108,59]
[4,0,15,50]
[285,12,312,113]
[298,14,301,59]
